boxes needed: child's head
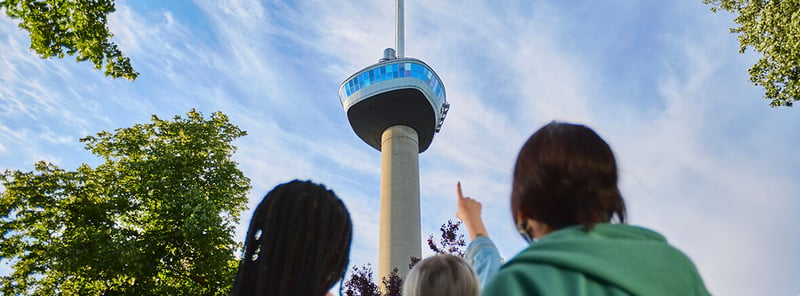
[403,254,480,296]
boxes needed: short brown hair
[511,122,626,231]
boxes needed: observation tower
[337,0,449,280]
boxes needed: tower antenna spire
[396,0,404,58]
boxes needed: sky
[1,0,798,295]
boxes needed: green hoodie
[482,224,710,296]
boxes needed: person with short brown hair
[459,121,710,296]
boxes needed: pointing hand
[456,182,489,241]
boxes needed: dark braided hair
[230,180,353,296]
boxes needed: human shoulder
[486,256,637,296]
[482,256,558,296]
[482,264,539,296]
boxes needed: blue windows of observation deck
[342,61,445,99]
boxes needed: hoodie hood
[505,224,708,296]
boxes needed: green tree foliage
[0,110,250,295]
[0,0,138,80]
[704,0,800,107]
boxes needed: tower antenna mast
[396,0,404,58]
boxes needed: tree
[426,220,467,257]
[343,264,407,296]
[0,0,138,80]
[0,109,250,295]
[380,268,404,296]
[343,220,466,296]
[703,0,800,107]
[343,265,380,296]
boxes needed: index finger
[457,181,464,200]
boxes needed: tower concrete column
[378,124,421,280]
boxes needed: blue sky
[1,1,798,295]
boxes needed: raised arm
[457,182,503,287]
[456,182,489,240]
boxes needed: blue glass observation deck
[338,57,449,152]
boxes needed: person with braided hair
[457,121,710,296]
[229,180,353,296]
